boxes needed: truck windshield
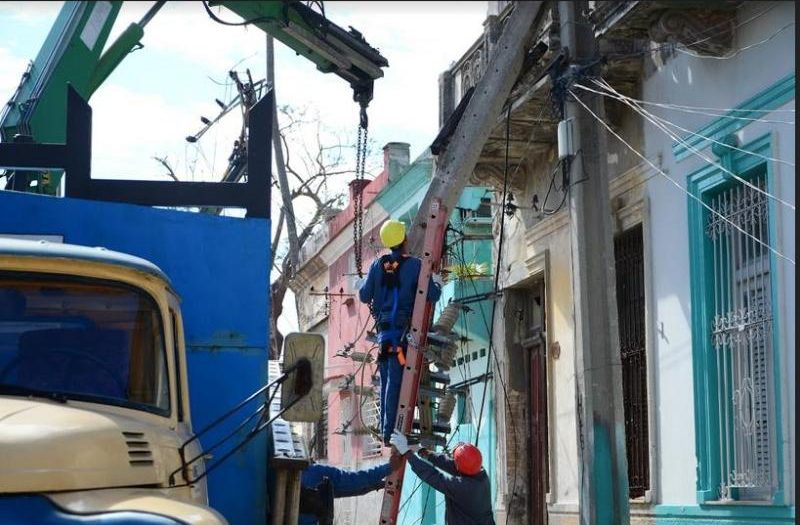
[0,273,170,415]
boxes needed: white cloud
[110,2,266,74]
[0,1,60,24]
[0,47,29,103]
[89,83,212,180]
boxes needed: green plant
[443,262,490,281]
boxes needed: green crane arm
[211,1,388,108]
[0,0,387,195]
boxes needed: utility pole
[407,2,543,255]
[557,2,630,524]
[267,35,300,272]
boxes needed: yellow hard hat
[380,219,406,249]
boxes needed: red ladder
[379,197,449,524]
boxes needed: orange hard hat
[453,443,482,475]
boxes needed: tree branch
[152,156,180,182]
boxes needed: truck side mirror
[281,332,324,422]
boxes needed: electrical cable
[579,81,795,166]
[462,103,522,525]
[568,88,795,265]
[588,98,794,114]
[605,1,779,63]
[474,104,510,445]
[676,21,794,60]
[474,98,514,442]
[586,78,796,211]
[202,0,271,26]
[582,80,795,125]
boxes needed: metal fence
[362,395,383,458]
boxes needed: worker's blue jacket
[358,249,441,334]
[407,452,495,525]
[299,462,392,525]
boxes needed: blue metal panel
[0,191,271,525]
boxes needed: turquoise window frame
[686,133,786,507]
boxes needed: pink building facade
[292,143,411,524]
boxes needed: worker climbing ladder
[379,197,449,523]
[377,3,543,523]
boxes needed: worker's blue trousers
[378,349,403,444]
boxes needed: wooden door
[524,281,548,525]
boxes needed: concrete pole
[407,1,543,256]
[267,35,300,271]
[557,2,631,524]
[271,469,287,525]
[285,470,302,525]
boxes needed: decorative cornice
[289,255,329,294]
[524,208,570,247]
[648,8,735,57]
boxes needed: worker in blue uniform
[298,453,402,525]
[356,219,442,445]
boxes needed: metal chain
[353,108,368,278]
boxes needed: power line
[569,89,795,266]
[474,104,510,445]
[606,1,779,63]
[580,81,794,168]
[676,21,794,61]
[581,80,795,125]
[586,78,796,212]
[591,98,794,114]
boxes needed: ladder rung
[428,370,451,384]
[426,332,456,346]
[419,434,447,449]
[412,420,450,434]
[418,385,448,398]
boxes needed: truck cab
[0,237,225,524]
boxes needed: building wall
[638,3,795,522]
[487,2,795,525]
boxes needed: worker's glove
[353,276,366,291]
[390,431,420,456]
[389,431,409,455]
[431,273,444,288]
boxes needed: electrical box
[557,118,574,159]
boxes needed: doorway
[522,279,549,525]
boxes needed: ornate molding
[648,8,735,57]
[289,254,328,294]
[471,162,527,193]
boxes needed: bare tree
[151,156,180,181]
[187,64,378,359]
[269,103,379,358]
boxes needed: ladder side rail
[379,4,544,523]
[379,198,449,524]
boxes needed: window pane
[0,273,170,414]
